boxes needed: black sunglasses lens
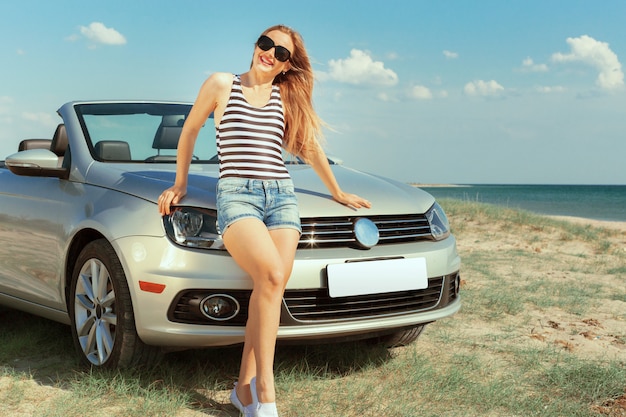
[257,35,273,51]
[257,35,291,62]
[274,46,290,62]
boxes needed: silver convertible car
[0,101,461,369]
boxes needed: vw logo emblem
[353,218,379,249]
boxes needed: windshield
[75,103,217,163]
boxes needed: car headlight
[163,207,225,250]
[426,202,450,241]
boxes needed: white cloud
[22,112,58,129]
[79,22,127,46]
[521,57,548,72]
[409,85,433,100]
[386,52,399,60]
[0,96,13,114]
[443,50,458,59]
[535,85,566,94]
[319,49,398,86]
[551,35,624,91]
[464,80,504,97]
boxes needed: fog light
[200,294,240,321]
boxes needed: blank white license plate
[326,258,428,298]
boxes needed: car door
[0,168,84,312]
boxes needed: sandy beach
[449,206,626,366]
[548,215,626,233]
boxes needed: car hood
[85,163,435,216]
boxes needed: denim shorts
[217,177,302,235]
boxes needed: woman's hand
[158,185,187,215]
[333,190,371,210]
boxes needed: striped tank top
[216,74,290,179]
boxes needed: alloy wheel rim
[74,258,117,365]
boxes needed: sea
[419,184,626,223]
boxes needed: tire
[69,239,161,369]
[372,324,427,348]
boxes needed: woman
[158,25,370,417]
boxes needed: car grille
[299,214,432,249]
[283,274,453,323]
[168,272,460,326]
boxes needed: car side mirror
[5,149,69,179]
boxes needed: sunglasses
[256,35,291,63]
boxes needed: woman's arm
[307,144,371,209]
[158,73,231,215]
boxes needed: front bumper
[113,234,461,347]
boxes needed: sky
[1,0,625,185]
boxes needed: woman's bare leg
[223,218,300,405]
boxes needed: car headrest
[50,124,68,156]
[94,140,132,161]
[19,139,52,151]
[152,116,184,150]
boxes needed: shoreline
[546,215,626,232]
[410,183,468,188]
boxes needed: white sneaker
[250,377,279,417]
[256,402,279,417]
[230,382,255,417]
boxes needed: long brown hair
[259,25,324,162]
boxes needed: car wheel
[372,324,427,348]
[69,239,161,369]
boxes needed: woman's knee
[252,267,288,298]
[264,267,288,288]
